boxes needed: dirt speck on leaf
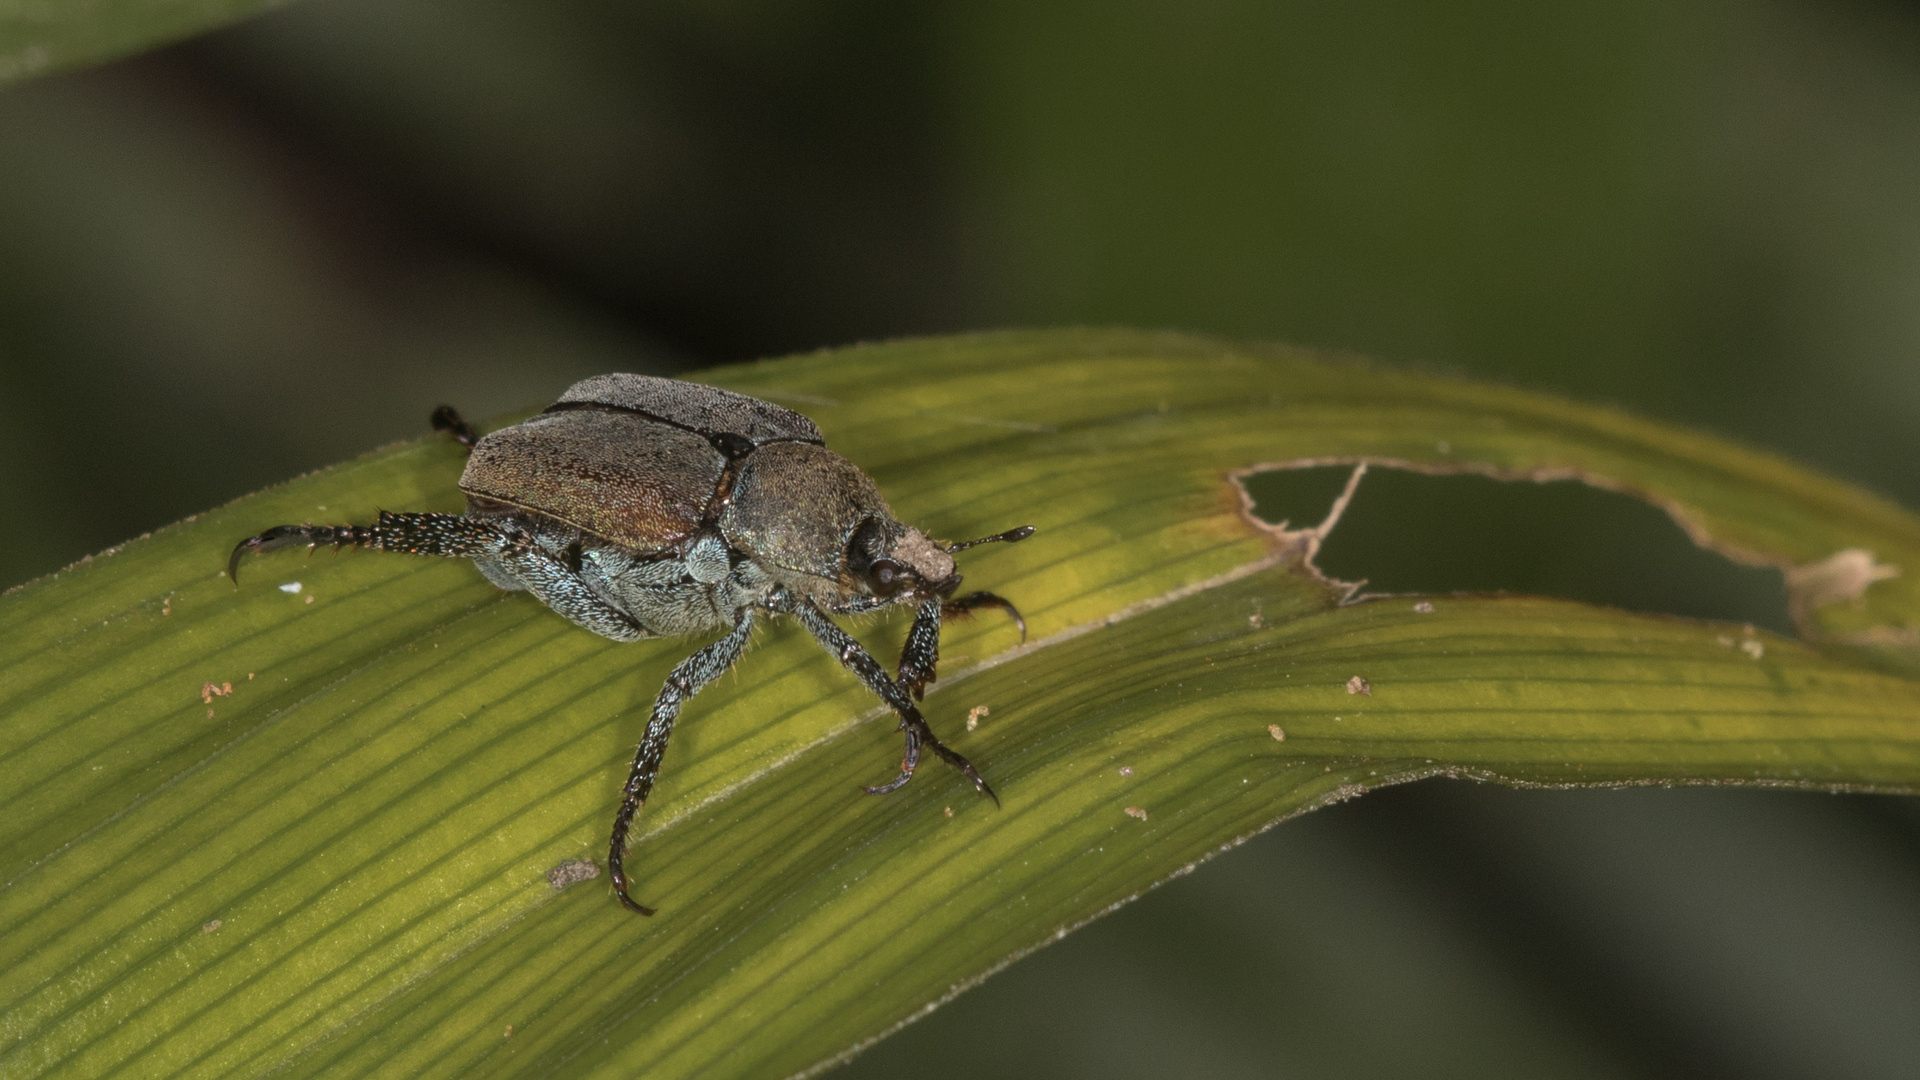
[546,859,602,890]
[1786,548,1899,628]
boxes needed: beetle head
[845,517,961,602]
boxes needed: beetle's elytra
[230,375,1033,914]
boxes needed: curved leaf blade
[1,329,1916,1079]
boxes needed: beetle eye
[867,558,905,596]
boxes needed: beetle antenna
[943,526,1036,553]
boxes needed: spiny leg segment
[609,609,756,914]
[793,599,996,804]
[896,591,1028,701]
[895,522,1034,699]
[894,599,944,702]
[228,411,488,578]
[227,511,510,582]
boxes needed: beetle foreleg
[793,600,997,806]
[227,512,508,582]
[896,598,943,701]
[863,724,921,796]
[608,609,756,915]
[942,591,1028,642]
[894,592,1027,702]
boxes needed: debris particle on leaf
[1268,724,1286,742]
[1413,601,1434,614]
[278,582,302,594]
[966,705,989,731]
[1784,547,1900,622]
[1345,675,1371,696]
[545,858,602,890]
[1124,806,1148,821]
[1740,638,1765,660]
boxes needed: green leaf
[0,0,287,86]
[3,329,1916,1078]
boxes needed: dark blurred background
[4,1,1918,1076]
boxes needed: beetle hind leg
[228,511,508,583]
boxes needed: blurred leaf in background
[2,0,1918,1077]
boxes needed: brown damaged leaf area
[1229,454,1916,675]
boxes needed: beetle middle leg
[793,600,996,804]
[489,541,651,643]
[608,609,756,915]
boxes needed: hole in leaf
[1240,466,1794,634]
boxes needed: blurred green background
[4,0,1918,1076]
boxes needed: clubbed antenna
[943,526,1036,554]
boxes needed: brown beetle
[230,375,1033,914]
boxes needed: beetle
[229,374,1033,914]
